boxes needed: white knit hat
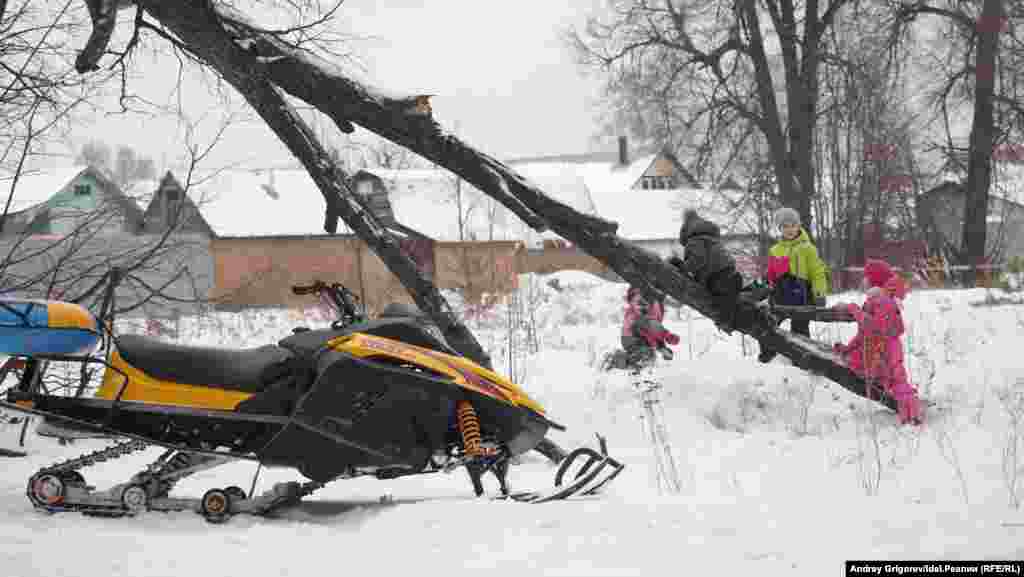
[774,207,800,227]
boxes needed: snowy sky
[55,0,608,174]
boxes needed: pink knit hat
[863,259,894,288]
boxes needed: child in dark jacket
[668,209,766,332]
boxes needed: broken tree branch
[141,0,624,238]
[132,0,492,369]
[76,0,131,73]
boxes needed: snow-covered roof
[587,186,757,240]
[367,167,534,242]
[506,162,597,216]
[189,167,533,241]
[0,166,89,213]
[508,155,758,240]
[187,169,331,238]
[183,157,758,242]
[509,154,657,201]
[122,177,161,204]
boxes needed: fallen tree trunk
[134,0,491,370]
[130,1,897,412]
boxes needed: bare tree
[113,145,156,189]
[889,0,1016,283]
[568,0,856,235]
[1,0,115,233]
[812,4,920,269]
[358,137,422,170]
[76,140,112,168]
[0,122,227,318]
[0,0,200,315]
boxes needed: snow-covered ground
[2,272,1023,576]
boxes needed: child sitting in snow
[620,286,679,366]
[668,209,769,332]
[833,259,923,425]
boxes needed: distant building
[0,166,211,315]
[916,180,1024,264]
[140,172,215,237]
[0,166,144,237]
[505,136,760,277]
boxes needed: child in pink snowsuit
[833,259,923,424]
[621,286,678,355]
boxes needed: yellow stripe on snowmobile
[94,350,253,410]
[328,333,547,415]
[46,301,98,332]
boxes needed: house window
[73,184,90,196]
[641,176,662,189]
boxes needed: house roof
[364,167,537,242]
[0,165,146,224]
[184,168,334,238]
[1,165,92,213]
[588,186,756,239]
[180,153,757,242]
[184,167,505,240]
[507,155,757,239]
[504,148,657,165]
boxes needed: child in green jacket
[759,207,830,363]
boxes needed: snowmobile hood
[329,333,547,415]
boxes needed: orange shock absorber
[455,400,485,457]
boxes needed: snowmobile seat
[114,334,295,393]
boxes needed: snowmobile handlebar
[291,281,365,327]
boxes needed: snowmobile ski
[499,435,625,504]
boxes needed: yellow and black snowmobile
[0,283,623,523]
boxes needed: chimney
[618,136,628,165]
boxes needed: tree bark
[739,0,798,213]
[76,0,124,73]
[962,0,1002,286]
[128,0,899,411]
